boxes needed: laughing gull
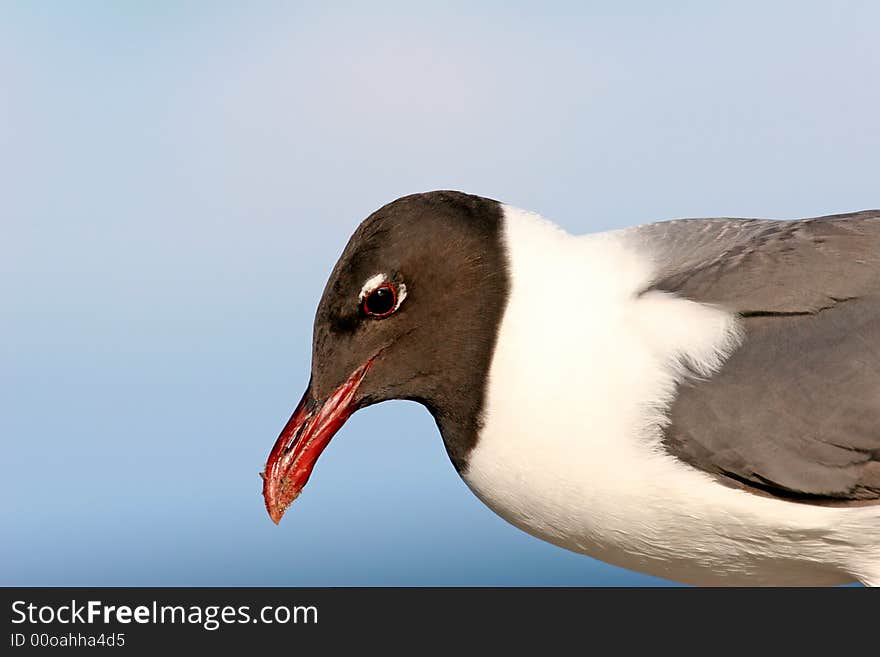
[262,190,880,586]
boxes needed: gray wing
[631,210,880,503]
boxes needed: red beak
[261,361,372,524]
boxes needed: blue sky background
[2,1,878,586]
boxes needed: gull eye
[363,283,397,318]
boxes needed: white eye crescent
[359,273,387,301]
[359,273,407,317]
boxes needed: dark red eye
[363,283,397,317]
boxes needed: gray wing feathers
[637,211,880,313]
[633,210,880,503]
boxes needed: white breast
[461,205,880,586]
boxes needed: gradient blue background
[3,1,878,586]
